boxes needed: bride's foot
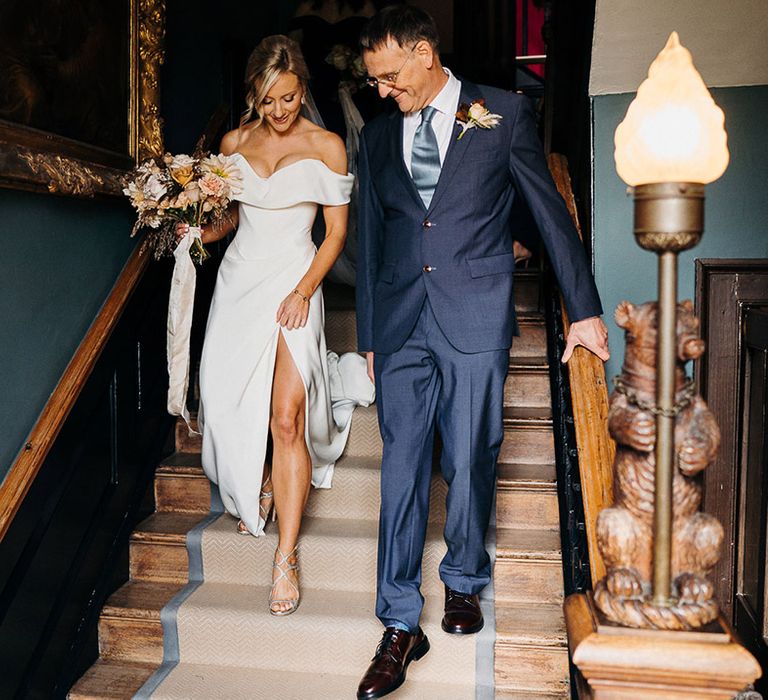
[259,474,275,525]
[236,519,254,536]
[270,545,300,616]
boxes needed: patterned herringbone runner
[137,355,494,699]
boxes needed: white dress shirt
[403,68,462,175]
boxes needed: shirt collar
[429,67,461,117]
[406,68,461,121]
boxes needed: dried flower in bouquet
[124,151,243,264]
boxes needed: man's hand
[366,351,375,384]
[562,316,610,363]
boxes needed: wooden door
[695,259,768,620]
[734,307,768,691]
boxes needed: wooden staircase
[70,268,569,699]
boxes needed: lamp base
[633,182,704,253]
[565,592,761,699]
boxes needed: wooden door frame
[694,258,768,621]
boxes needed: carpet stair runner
[70,269,569,699]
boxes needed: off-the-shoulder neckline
[232,153,350,180]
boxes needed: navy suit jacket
[356,80,603,355]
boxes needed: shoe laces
[374,628,405,665]
[447,589,476,608]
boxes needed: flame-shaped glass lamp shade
[614,32,729,186]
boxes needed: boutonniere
[455,99,503,140]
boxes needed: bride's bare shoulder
[306,126,346,174]
[220,124,261,155]
[219,128,241,156]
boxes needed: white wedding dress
[198,154,372,535]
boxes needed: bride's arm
[175,130,241,244]
[275,133,348,329]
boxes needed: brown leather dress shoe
[441,585,484,634]
[357,626,430,699]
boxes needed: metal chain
[613,375,697,418]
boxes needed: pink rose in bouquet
[124,151,243,264]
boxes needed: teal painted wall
[592,85,768,384]
[0,189,137,479]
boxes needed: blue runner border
[133,485,224,699]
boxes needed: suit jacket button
[422,219,433,228]
[423,265,435,273]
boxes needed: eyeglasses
[364,44,418,89]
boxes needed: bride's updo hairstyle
[241,35,310,127]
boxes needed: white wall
[590,0,768,95]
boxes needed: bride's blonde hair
[241,35,309,127]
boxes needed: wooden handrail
[0,244,149,541]
[547,153,615,584]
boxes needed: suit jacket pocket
[467,252,516,278]
[378,262,396,284]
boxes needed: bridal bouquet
[124,152,243,264]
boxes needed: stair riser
[130,541,188,584]
[494,644,570,694]
[155,475,211,513]
[99,618,163,665]
[324,310,357,353]
[200,522,448,593]
[500,428,555,465]
[177,406,384,458]
[504,372,551,409]
[307,469,448,523]
[174,600,473,683]
[512,322,546,358]
[152,464,448,523]
[497,488,560,530]
[494,559,564,604]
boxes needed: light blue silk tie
[411,105,440,208]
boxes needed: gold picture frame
[0,0,165,198]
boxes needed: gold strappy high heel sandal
[236,475,275,536]
[269,545,300,616]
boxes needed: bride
[177,35,367,616]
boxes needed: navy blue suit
[356,81,602,631]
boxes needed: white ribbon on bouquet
[166,226,201,434]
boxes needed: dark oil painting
[0,0,130,155]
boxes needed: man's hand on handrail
[562,316,610,364]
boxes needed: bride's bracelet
[292,288,309,303]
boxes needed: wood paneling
[0,246,149,542]
[0,257,174,699]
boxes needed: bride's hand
[175,223,204,245]
[276,289,310,330]
[174,222,190,244]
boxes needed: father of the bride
[355,6,610,699]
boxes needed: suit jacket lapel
[426,80,483,214]
[388,111,426,212]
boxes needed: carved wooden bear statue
[593,299,724,630]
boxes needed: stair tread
[157,451,205,472]
[68,659,157,699]
[495,601,567,647]
[496,527,561,559]
[132,511,209,543]
[508,355,549,371]
[503,406,552,424]
[495,693,569,700]
[497,462,556,487]
[148,664,476,699]
[103,581,185,619]
[156,453,382,478]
